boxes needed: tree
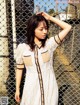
[48,9,55,16]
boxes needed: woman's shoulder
[17,43,30,50]
[46,37,54,44]
[18,43,29,47]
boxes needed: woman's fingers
[15,96,20,102]
[15,92,20,103]
[36,12,43,15]
[36,12,50,20]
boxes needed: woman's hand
[36,12,51,20]
[15,90,20,103]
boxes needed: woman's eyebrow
[39,26,47,28]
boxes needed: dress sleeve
[47,36,59,51]
[15,44,24,69]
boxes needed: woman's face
[34,21,48,40]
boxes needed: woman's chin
[41,36,46,39]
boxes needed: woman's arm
[15,43,24,102]
[16,69,23,91]
[37,12,72,43]
[15,69,23,102]
[49,16,72,43]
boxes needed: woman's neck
[34,37,41,47]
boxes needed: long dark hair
[26,14,49,50]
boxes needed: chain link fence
[0,0,80,105]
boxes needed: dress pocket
[41,50,50,63]
[23,55,32,66]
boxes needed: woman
[15,12,71,105]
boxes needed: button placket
[34,45,45,105]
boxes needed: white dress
[16,37,59,105]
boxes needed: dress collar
[34,43,42,49]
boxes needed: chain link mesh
[0,0,80,105]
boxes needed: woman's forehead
[38,21,47,27]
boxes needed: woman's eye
[45,28,48,30]
[40,29,43,31]
[45,27,48,30]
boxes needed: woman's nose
[43,29,47,33]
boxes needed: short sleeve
[47,37,58,51]
[15,44,24,69]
